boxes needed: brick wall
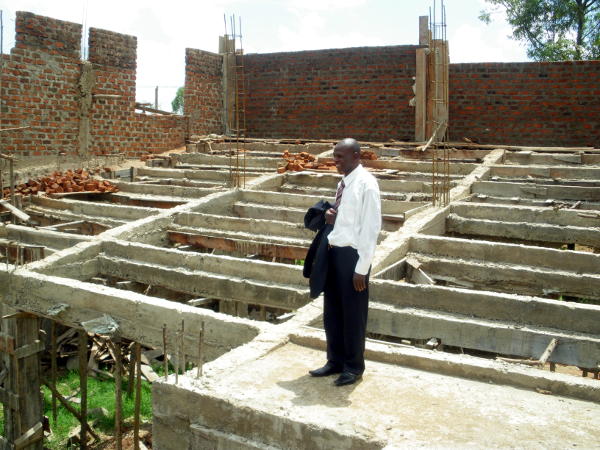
[449,61,600,147]
[242,46,419,141]
[184,45,599,146]
[133,113,188,154]
[185,48,223,136]
[88,27,137,155]
[0,12,186,161]
[0,12,82,157]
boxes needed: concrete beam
[473,181,600,201]
[136,178,226,189]
[2,269,263,362]
[411,234,600,273]
[137,167,232,182]
[370,279,600,336]
[2,224,92,250]
[411,253,600,300]
[173,153,281,169]
[451,202,600,228]
[97,256,308,310]
[367,301,600,368]
[490,164,600,181]
[29,196,159,221]
[101,240,306,287]
[504,152,600,166]
[318,157,477,175]
[174,213,314,240]
[240,189,425,215]
[108,193,189,208]
[168,230,309,260]
[110,180,223,198]
[446,214,600,247]
[208,141,331,155]
[466,194,600,210]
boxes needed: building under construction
[1,7,600,449]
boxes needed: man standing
[309,138,381,386]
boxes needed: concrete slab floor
[202,342,600,448]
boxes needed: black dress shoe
[334,371,362,386]
[309,363,342,377]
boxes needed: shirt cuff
[354,258,371,275]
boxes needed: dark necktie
[334,179,345,210]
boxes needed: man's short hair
[336,138,360,154]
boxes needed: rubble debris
[1,169,118,199]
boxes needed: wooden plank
[134,103,176,116]
[538,338,558,366]
[14,422,42,450]
[0,200,30,222]
[411,267,435,286]
[140,364,159,383]
[14,340,44,360]
[0,333,15,354]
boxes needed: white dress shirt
[327,164,382,275]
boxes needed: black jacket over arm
[303,200,333,299]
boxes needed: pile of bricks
[277,149,377,173]
[1,169,118,198]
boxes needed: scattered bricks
[360,150,378,160]
[278,148,377,173]
[2,169,118,199]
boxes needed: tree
[171,87,184,114]
[480,0,600,61]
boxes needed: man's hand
[325,208,337,225]
[353,273,367,292]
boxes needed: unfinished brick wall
[185,48,223,136]
[0,12,82,157]
[183,44,599,146]
[132,113,187,153]
[242,46,419,141]
[449,61,600,147]
[0,12,186,160]
[88,27,137,155]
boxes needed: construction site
[1,5,600,449]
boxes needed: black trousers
[323,246,369,375]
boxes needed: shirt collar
[341,163,363,188]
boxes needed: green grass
[1,371,153,449]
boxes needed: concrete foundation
[2,140,600,448]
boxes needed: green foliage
[1,371,153,449]
[480,0,600,61]
[171,87,184,114]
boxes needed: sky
[0,0,528,111]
